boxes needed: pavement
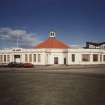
[0,64,105,75]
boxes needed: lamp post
[16,33,19,48]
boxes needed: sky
[0,0,105,48]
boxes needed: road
[0,67,105,105]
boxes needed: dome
[34,32,70,49]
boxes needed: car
[8,62,23,67]
[23,63,34,68]
[0,63,8,67]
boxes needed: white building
[0,32,105,65]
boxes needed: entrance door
[14,55,21,63]
[54,57,58,64]
[64,58,66,64]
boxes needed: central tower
[49,31,56,38]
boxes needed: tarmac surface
[0,65,105,105]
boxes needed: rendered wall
[0,48,105,65]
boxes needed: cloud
[0,27,37,48]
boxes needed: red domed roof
[34,37,70,49]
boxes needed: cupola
[34,31,70,49]
[49,31,56,38]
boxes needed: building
[0,31,105,65]
[86,42,105,49]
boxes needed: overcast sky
[0,0,105,48]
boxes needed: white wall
[0,48,105,65]
[67,49,105,65]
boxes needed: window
[100,55,102,62]
[4,55,6,62]
[38,54,41,62]
[51,32,53,36]
[25,54,28,62]
[72,54,75,62]
[14,55,20,58]
[103,55,105,61]
[33,54,36,62]
[7,55,10,62]
[0,55,3,63]
[29,54,32,62]
[93,54,98,62]
[82,54,90,62]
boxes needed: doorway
[64,58,66,64]
[54,57,58,64]
[14,55,21,63]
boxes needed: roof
[34,37,70,49]
[86,42,105,46]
